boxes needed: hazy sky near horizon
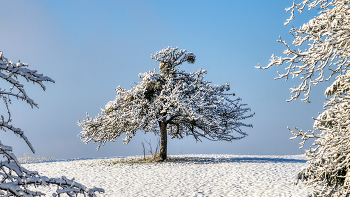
[0,0,330,159]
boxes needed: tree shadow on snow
[168,156,307,164]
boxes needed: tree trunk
[159,119,167,161]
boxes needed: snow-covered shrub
[18,152,54,164]
[0,51,104,196]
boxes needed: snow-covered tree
[78,47,254,161]
[257,0,350,195]
[291,71,350,196]
[0,51,104,196]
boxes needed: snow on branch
[0,51,55,108]
[290,71,350,195]
[0,141,104,196]
[257,0,350,102]
[0,51,55,153]
[0,51,104,196]
[151,46,196,67]
[0,121,34,153]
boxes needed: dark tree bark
[159,119,167,161]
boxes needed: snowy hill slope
[23,154,312,197]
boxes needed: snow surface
[22,154,312,197]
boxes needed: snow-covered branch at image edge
[0,51,104,196]
[257,0,350,196]
[78,47,254,161]
[291,71,350,196]
[257,0,350,103]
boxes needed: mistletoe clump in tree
[79,47,254,161]
[0,51,104,196]
[257,0,350,195]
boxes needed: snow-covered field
[23,154,312,197]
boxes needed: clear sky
[0,0,331,159]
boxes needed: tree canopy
[79,47,254,161]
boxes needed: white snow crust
[23,154,312,197]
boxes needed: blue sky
[0,0,330,159]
